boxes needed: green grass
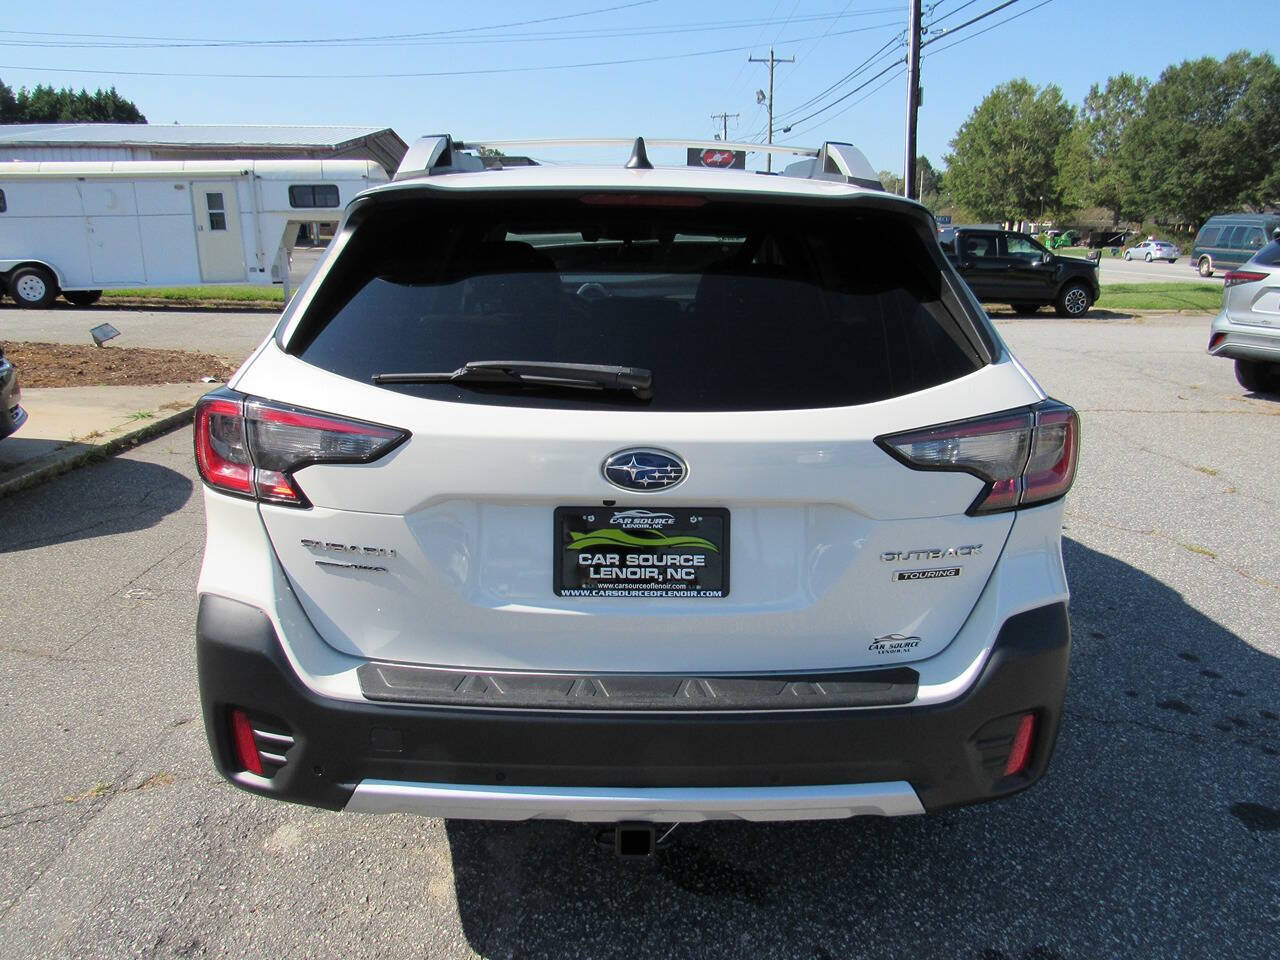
[1098,283,1222,312]
[102,285,284,302]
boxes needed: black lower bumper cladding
[196,596,1070,813]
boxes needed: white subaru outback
[194,136,1079,827]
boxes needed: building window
[289,184,340,209]
[206,192,227,231]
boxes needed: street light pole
[750,47,795,172]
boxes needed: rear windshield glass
[1252,240,1280,267]
[288,195,988,412]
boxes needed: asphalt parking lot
[0,312,1277,959]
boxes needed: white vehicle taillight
[877,400,1080,514]
[194,391,407,507]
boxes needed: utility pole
[749,47,795,172]
[903,0,923,199]
[710,111,740,141]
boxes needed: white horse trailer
[0,159,387,307]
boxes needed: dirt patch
[7,342,238,388]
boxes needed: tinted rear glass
[1196,227,1220,245]
[289,195,987,412]
[1252,240,1280,267]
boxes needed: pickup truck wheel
[1235,359,1280,394]
[1198,256,1214,278]
[1012,302,1042,314]
[1055,282,1092,318]
[63,290,102,307]
[8,265,59,309]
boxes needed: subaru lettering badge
[602,448,687,492]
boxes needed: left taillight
[1223,270,1267,288]
[194,390,407,507]
[877,398,1080,515]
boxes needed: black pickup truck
[939,226,1101,317]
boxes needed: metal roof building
[0,124,408,175]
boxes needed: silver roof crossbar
[393,135,883,190]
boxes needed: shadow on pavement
[0,452,193,553]
[445,538,1280,959]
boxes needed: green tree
[2,80,145,123]
[944,79,1074,222]
[1056,74,1148,224]
[877,156,941,200]
[1120,52,1280,222]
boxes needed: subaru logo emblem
[602,448,687,492]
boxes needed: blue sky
[1,0,1276,175]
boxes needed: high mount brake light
[193,391,407,507]
[579,193,708,208]
[877,399,1080,515]
[1223,270,1268,288]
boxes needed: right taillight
[1223,270,1267,288]
[877,399,1080,514]
[194,390,407,507]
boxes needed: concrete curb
[0,404,195,499]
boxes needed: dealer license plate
[554,506,729,598]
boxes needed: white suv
[194,137,1079,827]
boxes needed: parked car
[1208,237,1280,393]
[1191,213,1280,277]
[0,344,26,440]
[1124,239,1179,263]
[939,226,1101,316]
[194,135,1080,835]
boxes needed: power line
[923,0,1054,56]
[925,0,983,26]
[774,57,907,130]
[0,8,905,50]
[781,66,905,142]
[745,33,904,140]
[0,22,901,81]
[922,0,1022,47]
[0,1,661,47]
[773,33,905,122]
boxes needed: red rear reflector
[230,708,263,776]
[579,193,707,207]
[1208,332,1226,351]
[1224,270,1267,288]
[1004,713,1036,776]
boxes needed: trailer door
[77,182,146,284]
[194,182,246,282]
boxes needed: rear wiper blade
[373,360,653,399]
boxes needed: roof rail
[394,135,883,190]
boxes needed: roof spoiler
[394,135,883,190]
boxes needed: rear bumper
[0,358,24,440]
[197,595,1071,820]
[1209,309,1280,363]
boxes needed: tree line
[1,79,146,124]
[919,51,1279,228]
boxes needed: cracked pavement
[0,312,1276,958]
